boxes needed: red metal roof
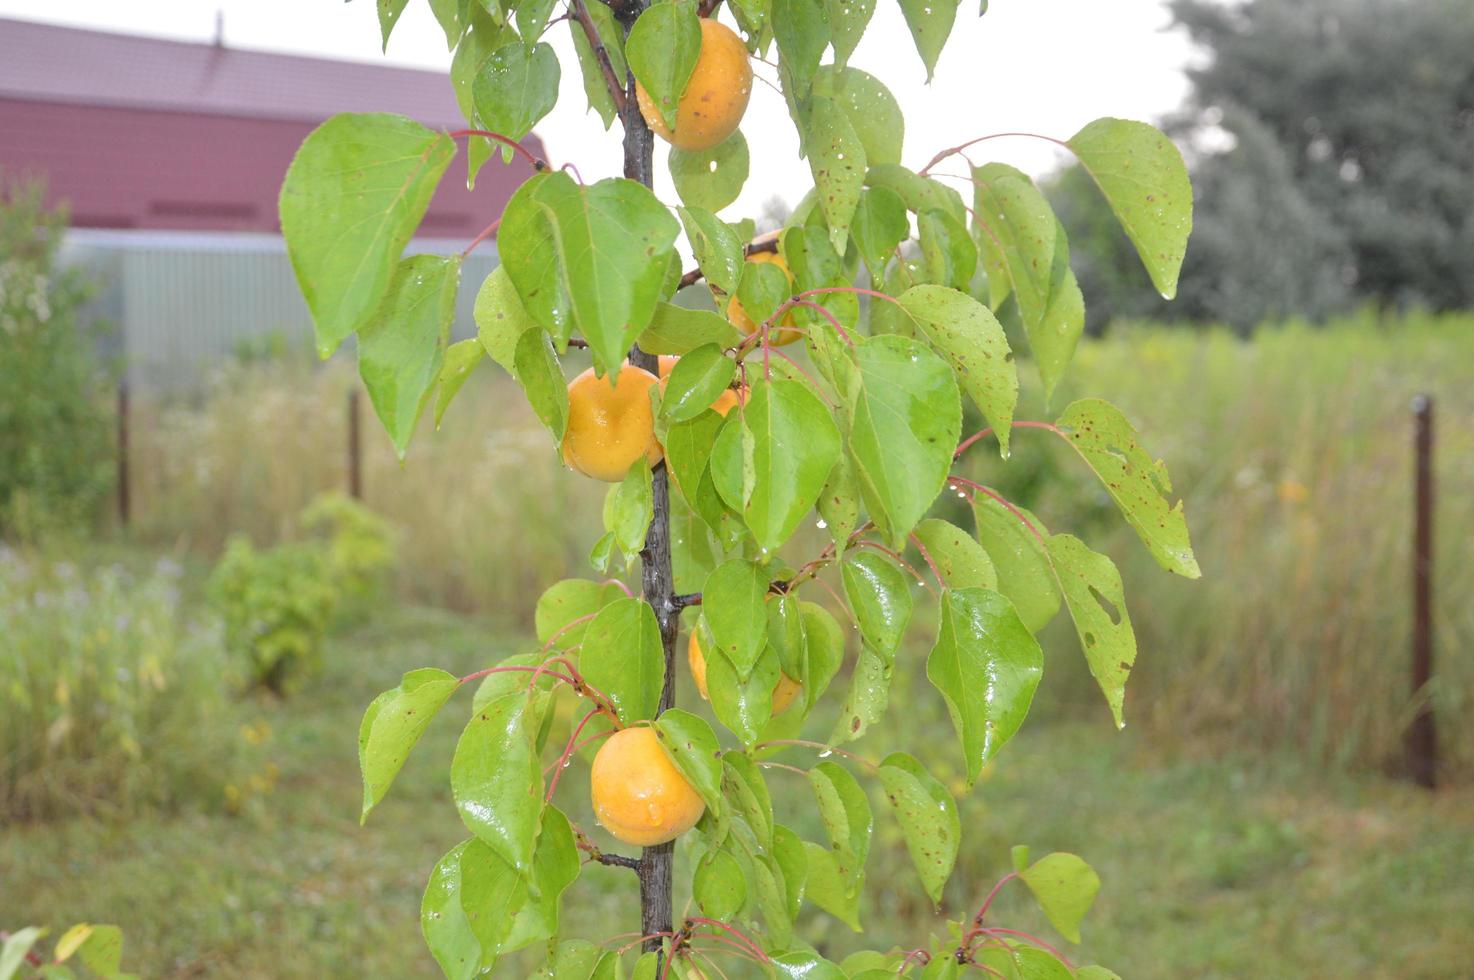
[0,17,541,235]
[0,16,464,124]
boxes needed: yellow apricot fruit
[657,354,746,417]
[688,631,801,715]
[562,365,663,482]
[727,251,803,346]
[589,726,706,846]
[636,19,753,152]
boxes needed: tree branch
[676,232,780,290]
[570,0,629,113]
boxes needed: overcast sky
[0,0,1197,216]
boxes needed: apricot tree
[280,0,1199,975]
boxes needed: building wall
[1,96,526,236]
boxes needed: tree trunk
[613,0,676,956]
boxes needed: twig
[569,0,628,113]
[446,129,548,171]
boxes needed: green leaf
[771,951,848,980]
[426,0,467,50]
[1032,217,1087,402]
[473,42,560,148]
[357,254,461,458]
[1053,398,1200,578]
[850,187,909,287]
[451,691,543,872]
[737,259,791,332]
[877,752,960,906]
[705,644,780,745]
[1013,947,1075,980]
[1067,118,1193,300]
[474,266,537,378]
[1075,967,1124,980]
[661,344,736,423]
[280,114,455,356]
[678,207,745,295]
[653,708,724,813]
[896,284,1016,457]
[772,0,830,97]
[535,579,625,647]
[973,163,1057,334]
[846,335,961,546]
[500,172,681,376]
[722,751,773,849]
[603,462,655,555]
[435,338,485,429]
[515,0,560,49]
[914,517,996,591]
[865,163,967,225]
[827,643,891,744]
[897,0,959,79]
[803,841,862,930]
[1011,844,1031,872]
[971,494,1060,633]
[53,924,122,975]
[741,378,842,550]
[765,592,806,678]
[670,133,751,214]
[812,66,904,167]
[823,0,874,67]
[1,928,43,980]
[1018,852,1102,943]
[806,95,867,255]
[512,328,569,444]
[798,601,844,713]
[1047,534,1137,729]
[926,588,1043,784]
[378,0,410,51]
[626,0,702,130]
[503,806,581,952]
[639,303,745,356]
[359,667,460,821]
[580,597,663,724]
[808,761,872,887]
[569,1,627,129]
[771,824,808,920]
[701,559,770,678]
[841,550,913,659]
[816,454,860,549]
[694,849,747,920]
[421,838,525,979]
[664,409,726,505]
[918,207,977,290]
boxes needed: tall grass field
[121,313,1474,780]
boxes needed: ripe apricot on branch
[727,252,803,346]
[636,19,753,152]
[658,355,746,416]
[562,365,663,482]
[688,631,801,715]
[589,726,706,846]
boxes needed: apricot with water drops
[590,726,706,846]
[562,365,663,482]
[636,19,753,151]
[688,631,801,715]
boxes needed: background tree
[1056,0,1474,331]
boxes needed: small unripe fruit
[590,726,706,846]
[636,19,753,152]
[727,252,803,346]
[562,365,663,482]
[688,631,801,715]
[657,354,746,417]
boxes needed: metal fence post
[117,380,131,528]
[348,386,363,500]
[1408,395,1436,789]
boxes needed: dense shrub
[0,175,113,537]
[0,549,236,820]
[208,493,395,694]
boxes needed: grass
[118,314,1474,782]
[3,604,1469,978]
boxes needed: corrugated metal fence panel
[62,230,497,392]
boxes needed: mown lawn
[3,606,1470,978]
